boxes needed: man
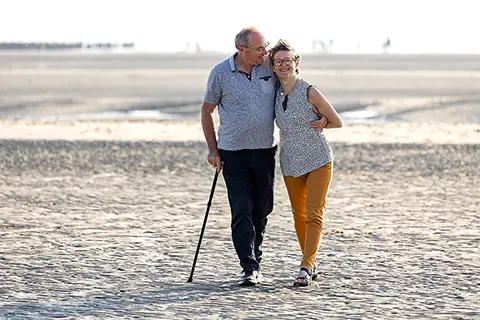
[201,26,276,286]
[201,26,326,286]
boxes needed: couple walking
[200,26,343,287]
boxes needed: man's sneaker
[239,268,260,286]
[293,267,313,287]
[256,270,264,283]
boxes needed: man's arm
[201,101,223,171]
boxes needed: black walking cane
[187,170,220,283]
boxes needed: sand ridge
[0,138,478,318]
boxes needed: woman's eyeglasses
[273,58,294,66]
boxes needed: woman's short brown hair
[268,39,301,74]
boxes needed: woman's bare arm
[308,85,343,129]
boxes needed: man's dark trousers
[220,146,276,272]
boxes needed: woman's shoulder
[300,78,311,85]
[302,80,323,99]
[299,79,315,92]
[301,79,319,90]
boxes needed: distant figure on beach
[312,39,333,53]
[269,39,343,286]
[185,42,202,54]
[201,27,327,286]
[312,39,326,53]
[382,38,391,53]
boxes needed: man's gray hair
[235,26,262,48]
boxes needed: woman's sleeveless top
[275,80,333,177]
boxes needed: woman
[269,40,343,286]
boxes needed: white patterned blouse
[275,79,334,177]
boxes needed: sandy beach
[1,53,479,319]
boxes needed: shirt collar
[228,53,238,72]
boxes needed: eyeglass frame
[273,58,296,67]
[241,42,270,53]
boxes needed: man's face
[240,33,269,65]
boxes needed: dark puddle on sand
[21,109,393,124]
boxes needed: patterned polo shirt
[203,53,277,151]
[275,79,334,177]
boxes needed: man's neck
[234,53,253,74]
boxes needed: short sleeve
[203,69,221,105]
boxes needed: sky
[1,0,478,54]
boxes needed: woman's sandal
[293,267,313,287]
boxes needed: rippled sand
[1,132,478,318]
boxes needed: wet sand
[1,52,480,123]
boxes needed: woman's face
[272,50,298,79]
